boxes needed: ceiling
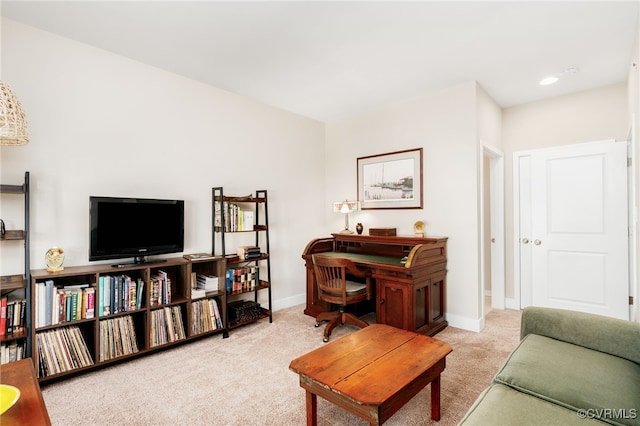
[2,1,639,122]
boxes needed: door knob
[521,238,529,244]
[534,239,542,245]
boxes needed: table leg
[430,375,441,421]
[306,390,318,426]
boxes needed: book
[243,210,254,231]
[191,288,206,299]
[65,292,73,322]
[98,277,104,317]
[104,275,112,315]
[5,302,13,334]
[53,291,60,325]
[112,275,119,313]
[71,290,79,321]
[237,246,261,260]
[183,253,218,261]
[36,282,46,327]
[136,279,144,309]
[212,298,223,328]
[85,288,95,319]
[196,274,218,291]
[18,299,26,332]
[44,279,54,327]
[0,297,6,336]
[61,283,89,290]
[225,269,233,292]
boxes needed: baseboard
[446,313,484,332]
[505,297,519,310]
[271,293,306,312]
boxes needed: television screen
[89,196,184,263]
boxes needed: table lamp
[333,200,360,234]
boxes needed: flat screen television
[89,196,185,265]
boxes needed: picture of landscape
[362,158,415,201]
[357,148,423,210]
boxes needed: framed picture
[357,148,423,210]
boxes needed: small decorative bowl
[0,384,20,415]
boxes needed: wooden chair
[312,254,372,342]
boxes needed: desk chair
[312,254,372,342]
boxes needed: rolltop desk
[302,233,448,336]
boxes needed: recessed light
[539,76,559,86]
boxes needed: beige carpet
[40,305,522,425]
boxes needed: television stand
[31,255,229,382]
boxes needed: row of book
[99,315,139,362]
[214,201,255,232]
[36,326,94,378]
[150,271,172,307]
[35,281,95,328]
[150,306,185,347]
[228,300,264,325]
[0,340,26,365]
[98,275,144,317]
[195,273,219,291]
[0,297,26,336]
[237,245,261,260]
[225,266,259,293]
[190,298,223,335]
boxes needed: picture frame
[357,148,423,210]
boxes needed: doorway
[480,142,505,318]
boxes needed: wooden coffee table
[289,324,452,425]
[0,358,51,425]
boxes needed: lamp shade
[333,200,360,213]
[0,81,29,146]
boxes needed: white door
[518,140,629,320]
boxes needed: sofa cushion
[459,383,608,425]
[520,307,640,365]
[494,334,640,426]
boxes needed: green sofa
[459,307,640,426]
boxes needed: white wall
[0,19,326,310]
[502,83,630,305]
[326,82,491,330]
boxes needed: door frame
[480,142,505,315]
[513,140,635,314]
[628,118,638,322]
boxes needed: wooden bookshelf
[30,255,227,382]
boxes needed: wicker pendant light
[0,80,29,146]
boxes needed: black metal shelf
[212,187,273,332]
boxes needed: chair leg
[342,313,369,330]
[320,309,369,342]
[323,315,343,342]
[315,311,339,327]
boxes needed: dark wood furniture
[312,254,372,342]
[0,358,51,425]
[289,323,452,425]
[30,256,227,382]
[302,233,448,336]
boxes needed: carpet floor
[40,304,522,425]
